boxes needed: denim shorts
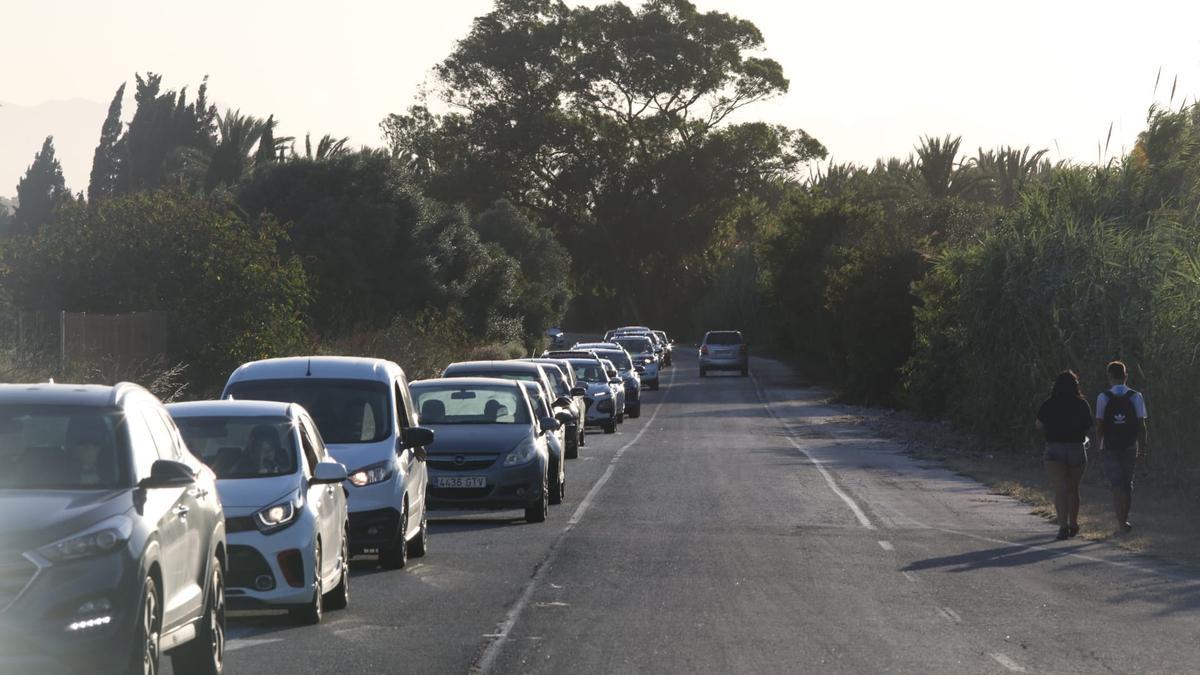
[1103,448,1137,490]
[1043,442,1087,467]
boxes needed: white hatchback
[168,400,350,624]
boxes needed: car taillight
[700,345,708,355]
[739,344,748,354]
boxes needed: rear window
[174,416,298,479]
[224,379,391,444]
[705,332,743,345]
[0,406,130,490]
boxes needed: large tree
[13,136,70,234]
[88,83,126,203]
[382,0,824,327]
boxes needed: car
[0,382,226,675]
[553,355,619,434]
[409,378,558,523]
[516,380,568,504]
[221,357,434,570]
[441,360,577,447]
[652,330,674,367]
[610,334,661,390]
[168,400,350,624]
[608,327,668,365]
[598,358,628,423]
[517,357,587,454]
[699,330,749,377]
[576,345,641,419]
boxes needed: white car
[221,357,434,570]
[517,380,568,504]
[168,400,350,624]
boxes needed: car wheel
[172,558,225,675]
[525,473,549,523]
[408,501,429,558]
[291,541,323,624]
[549,461,563,505]
[602,422,616,434]
[566,435,579,459]
[628,403,641,419]
[132,576,160,675]
[324,527,350,610]
[651,379,660,391]
[379,503,409,570]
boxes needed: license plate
[436,476,486,488]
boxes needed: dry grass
[864,409,1200,570]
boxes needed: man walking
[1095,361,1148,534]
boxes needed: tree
[204,109,265,191]
[381,0,825,328]
[88,83,126,203]
[13,136,70,234]
[301,133,350,161]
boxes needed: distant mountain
[0,98,106,198]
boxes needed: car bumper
[347,507,403,553]
[584,398,616,425]
[223,525,317,608]
[426,461,545,509]
[700,356,747,370]
[0,549,141,675]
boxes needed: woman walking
[1035,370,1093,540]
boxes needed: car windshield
[411,384,531,425]
[706,332,743,345]
[595,350,632,370]
[614,337,652,354]
[568,360,605,383]
[0,405,129,490]
[224,379,391,444]
[174,415,298,479]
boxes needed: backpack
[1102,390,1140,451]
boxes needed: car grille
[226,516,257,533]
[227,545,273,591]
[0,554,37,613]
[428,456,497,471]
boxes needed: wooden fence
[7,310,168,365]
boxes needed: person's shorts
[1043,442,1088,467]
[1103,448,1137,490]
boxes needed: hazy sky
[4,0,1200,195]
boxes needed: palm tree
[971,146,1049,207]
[913,134,980,199]
[301,133,351,161]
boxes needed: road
[209,350,1200,674]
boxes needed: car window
[411,384,532,425]
[125,411,159,481]
[0,405,131,489]
[224,379,391,444]
[596,350,632,370]
[298,421,320,475]
[174,415,300,479]
[141,408,182,461]
[393,382,411,432]
[614,337,652,354]
[705,332,743,345]
[568,360,604,382]
[523,384,552,417]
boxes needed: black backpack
[1102,390,1140,451]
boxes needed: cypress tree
[88,83,126,203]
[13,136,69,234]
[256,115,277,169]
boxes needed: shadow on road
[903,540,1101,573]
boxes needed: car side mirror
[553,395,572,408]
[540,416,561,434]
[312,460,348,484]
[635,366,646,373]
[569,386,586,397]
[399,426,435,451]
[554,411,573,425]
[139,459,195,489]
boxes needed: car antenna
[306,358,312,377]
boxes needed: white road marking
[750,373,876,530]
[225,637,285,653]
[471,365,677,675]
[877,540,895,551]
[902,571,920,583]
[990,652,1027,672]
[935,606,962,624]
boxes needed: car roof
[0,382,154,409]
[166,399,296,418]
[544,350,599,359]
[410,377,524,390]
[226,356,404,386]
[616,326,651,332]
[443,360,546,376]
[705,330,743,336]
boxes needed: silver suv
[699,330,749,377]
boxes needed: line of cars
[0,325,674,674]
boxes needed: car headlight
[592,390,609,398]
[254,493,303,534]
[503,440,538,467]
[348,461,393,487]
[35,515,132,563]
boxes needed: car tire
[172,558,225,675]
[628,403,641,419]
[132,575,161,675]
[651,379,660,391]
[379,503,409,570]
[324,527,350,611]
[617,410,624,424]
[408,502,429,558]
[602,422,616,434]
[566,435,579,459]
[549,461,563,505]
[291,541,323,625]
[525,473,549,523]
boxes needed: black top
[1037,396,1093,443]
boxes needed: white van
[222,357,433,570]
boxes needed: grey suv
[0,383,226,675]
[699,330,749,377]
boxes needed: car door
[298,415,336,581]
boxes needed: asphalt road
[203,350,1200,675]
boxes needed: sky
[3,0,1200,195]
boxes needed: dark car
[0,383,226,675]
